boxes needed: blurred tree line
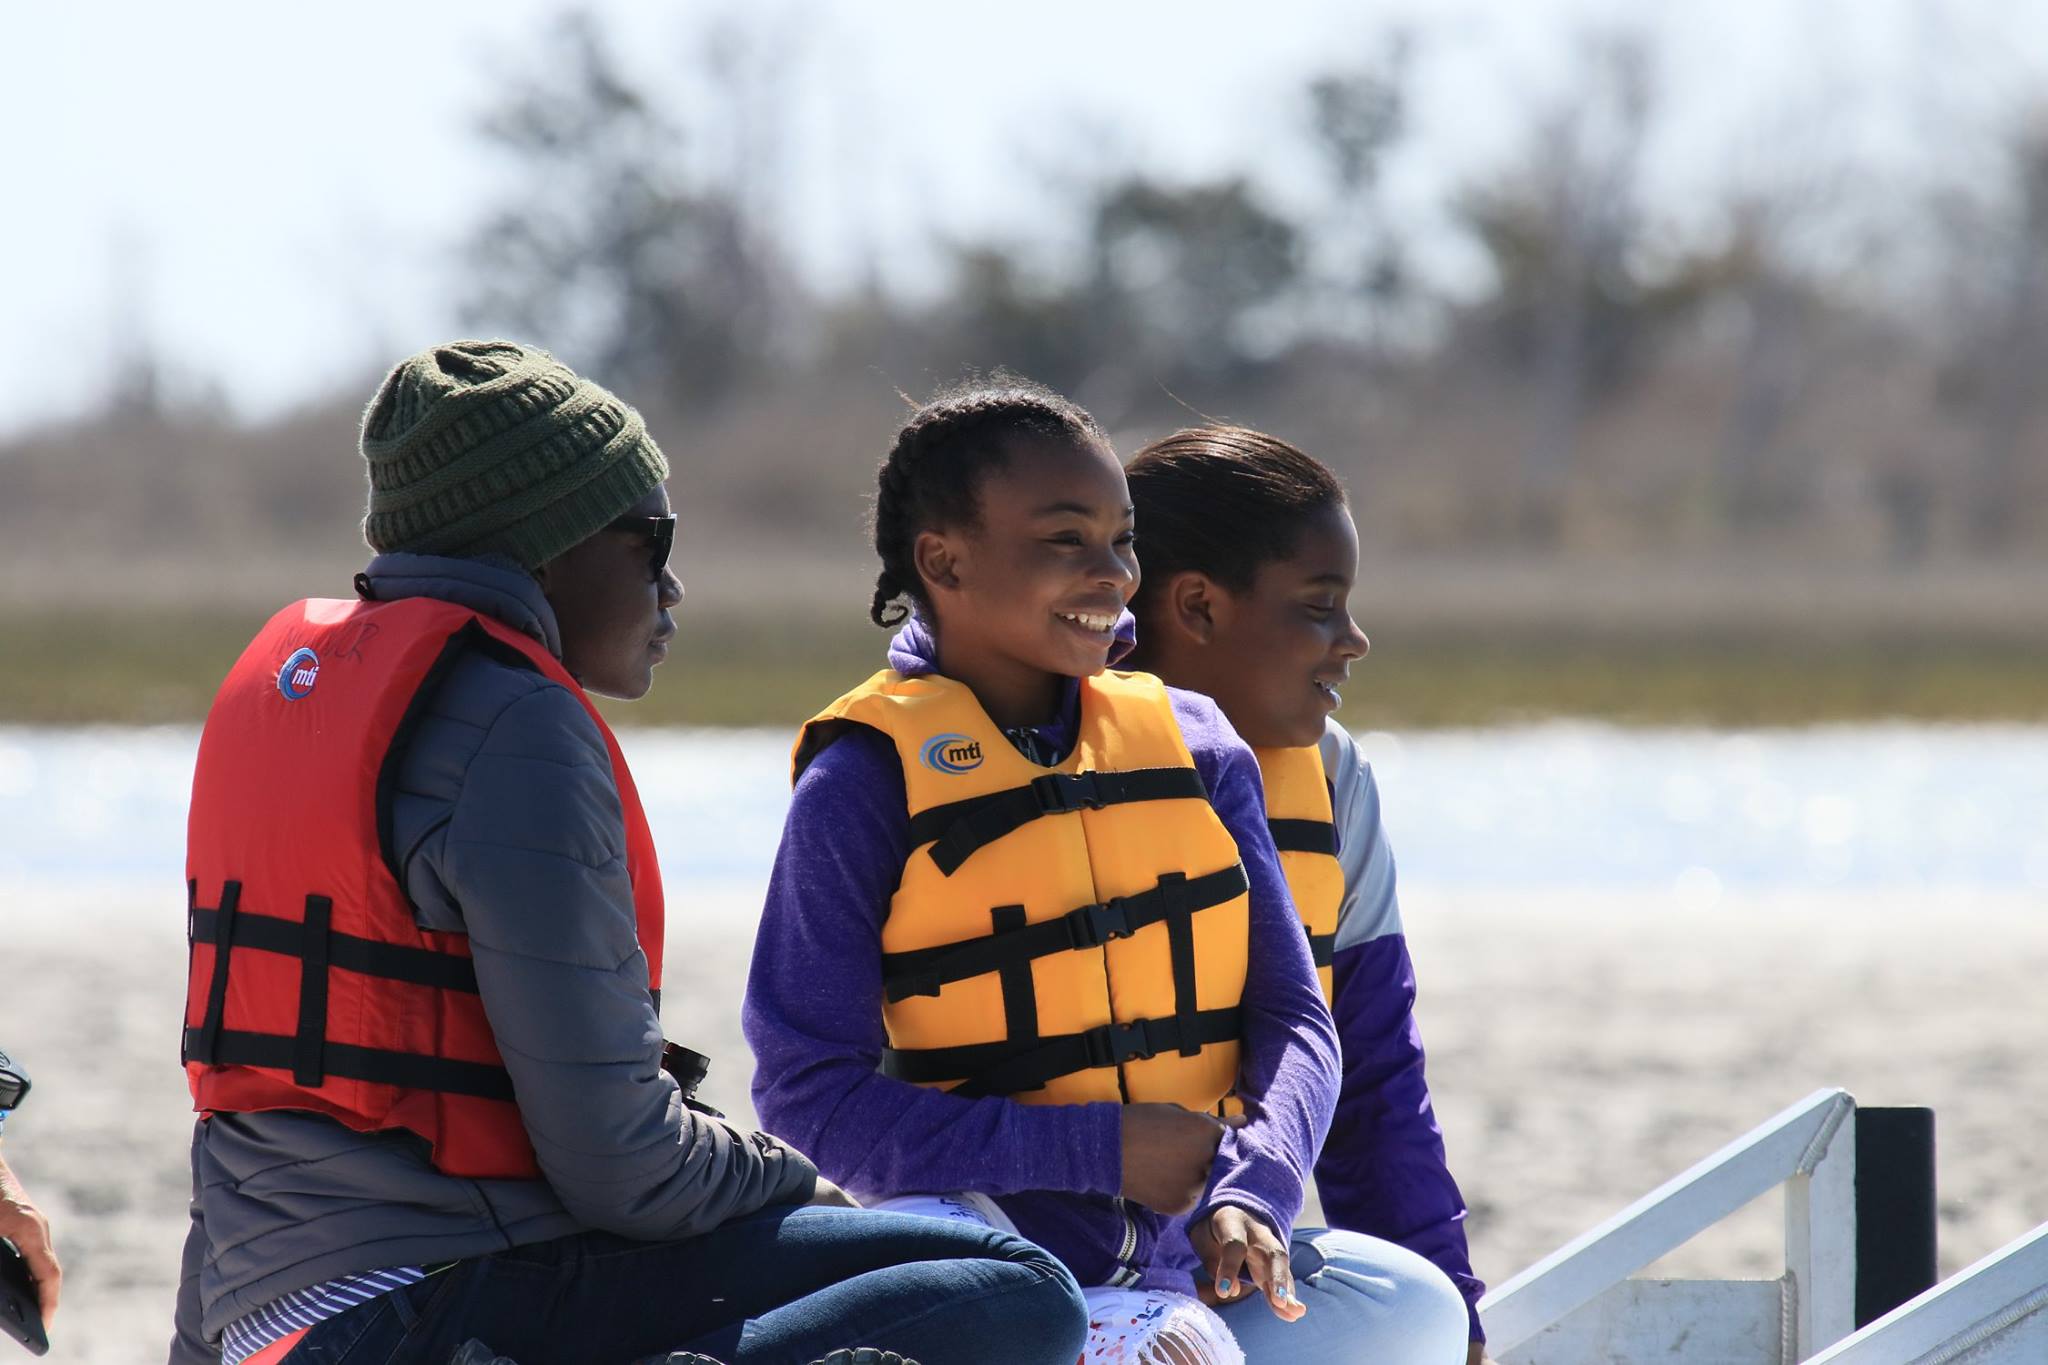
[5,8,2047,613]
[451,13,2048,563]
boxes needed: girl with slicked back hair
[1126,425,1489,1365]
[746,376,1350,1363]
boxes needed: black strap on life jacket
[188,878,242,1069]
[881,1006,1244,1100]
[1266,818,1338,857]
[188,896,484,992]
[1265,817,1338,967]
[880,864,1250,1002]
[909,767,1210,876]
[879,862,1249,1098]
[183,879,517,1101]
[183,1029,518,1101]
[989,903,1039,1058]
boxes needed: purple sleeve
[742,725,1124,1199]
[1170,689,1341,1244]
[1317,935,1487,1339]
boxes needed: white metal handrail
[1806,1222,2048,1364]
[1479,1087,1858,1362]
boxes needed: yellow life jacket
[1214,742,1346,1120]
[793,668,1251,1109]
[1253,744,1343,1005]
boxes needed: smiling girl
[744,378,1351,1363]
[1124,426,1487,1365]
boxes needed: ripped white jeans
[1217,1225,1471,1363]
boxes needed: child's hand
[1190,1204,1302,1321]
[1118,1103,1229,1213]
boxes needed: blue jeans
[286,1205,1088,1365]
[1217,1227,1471,1364]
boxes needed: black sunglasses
[607,514,675,582]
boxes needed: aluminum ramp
[1806,1222,2048,1364]
[1479,1088,1947,1363]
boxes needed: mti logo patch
[277,647,321,700]
[919,733,984,774]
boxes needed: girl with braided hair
[1123,426,1488,1365]
[745,377,1348,1363]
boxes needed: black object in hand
[659,1042,723,1118]
[0,1239,47,1357]
[659,1042,710,1099]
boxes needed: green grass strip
[3,609,2045,729]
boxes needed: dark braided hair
[1123,426,1346,621]
[869,373,1109,627]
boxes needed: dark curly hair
[1123,426,1346,620]
[868,373,1109,627]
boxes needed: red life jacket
[182,596,665,1180]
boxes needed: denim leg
[676,1208,1088,1365]
[291,1205,1086,1365]
[1217,1227,1469,1365]
[287,1267,468,1364]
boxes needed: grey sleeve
[423,684,816,1239]
[1320,717,1404,950]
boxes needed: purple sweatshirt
[744,617,1340,1294]
[1312,718,1486,1339]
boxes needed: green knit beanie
[360,340,669,569]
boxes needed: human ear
[912,529,963,598]
[1168,571,1219,646]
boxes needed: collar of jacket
[357,552,564,660]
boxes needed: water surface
[2,723,2040,901]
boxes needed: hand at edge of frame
[0,1153,60,1324]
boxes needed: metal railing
[1480,1088,1860,1363]
[1807,1223,2048,1364]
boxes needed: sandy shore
[5,885,2044,1362]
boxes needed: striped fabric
[220,1266,426,1364]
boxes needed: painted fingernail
[1217,1277,1233,1296]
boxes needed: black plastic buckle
[1083,1019,1158,1070]
[1031,771,1104,814]
[1064,896,1135,949]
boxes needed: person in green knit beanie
[169,338,1090,1365]
[358,338,680,698]
[360,340,669,571]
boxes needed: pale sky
[3,0,2038,434]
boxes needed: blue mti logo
[920,733,984,774]
[277,647,321,700]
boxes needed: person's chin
[1046,615,1120,675]
[1055,640,1115,678]
[1271,706,1329,749]
[590,667,656,702]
